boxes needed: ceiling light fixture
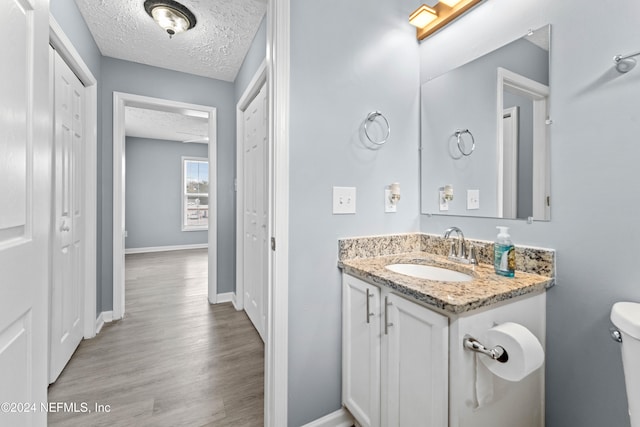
[144,0,197,38]
[409,0,482,41]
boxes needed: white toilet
[611,302,640,427]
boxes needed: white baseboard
[216,292,234,304]
[95,311,113,335]
[231,293,242,311]
[125,243,208,255]
[301,408,355,427]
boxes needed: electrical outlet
[467,189,480,210]
[439,191,449,211]
[385,188,397,213]
[333,186,356,214]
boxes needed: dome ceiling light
[144,0,197,38]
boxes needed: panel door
[49,49,85,383]
[342,275,381,427]
[382,294,448,427]
[0,0,50,425]
[243,83,268,341]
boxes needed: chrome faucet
[443,227,477,265]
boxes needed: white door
[342,275,381,427]
[49,49,85,383]
[502,107,519,218]
[0,0,50,425]
[382,293,448,427]
[243,84,268,341]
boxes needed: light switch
[333,186,356,214]
[467,189,480,210]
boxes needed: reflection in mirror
[420,25,551,221]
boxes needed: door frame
[112,92,218,319]
[496,67,550,220]
[265,0,290,424]
[235,60,267,312]
[49,16,98,340]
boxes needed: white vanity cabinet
[342,274,448,427]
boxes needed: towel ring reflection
[364,111,390,146]
[455,129,475,156]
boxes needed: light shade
[439,0,463,6]
[144,0,197,37]
[409,5,438,28]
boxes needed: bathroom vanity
[338,233,554,427]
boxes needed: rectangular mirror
[420,25,551,221]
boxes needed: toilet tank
[611,302,640,427]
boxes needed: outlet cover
[467,189,480,210]
[333,186,356,214]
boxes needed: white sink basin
[385,264,473,282]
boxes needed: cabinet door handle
[366,288,374,324]
[385,297,393,335]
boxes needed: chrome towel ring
[454,129,475,157]
[364,111,390,146]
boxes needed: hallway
[48,249,264,426]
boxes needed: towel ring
[364,111,390,146]
[455,129,475,156]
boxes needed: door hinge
[271,237,276,251]
[234,178,238,192]
[546,196,550,207]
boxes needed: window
[182,157,209,231]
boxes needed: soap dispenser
[494,226,515,277]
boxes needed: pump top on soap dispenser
[494,226,515,277]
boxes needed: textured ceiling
[125,107,209,143]
[75,0,267,82]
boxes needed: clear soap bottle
[494,226,515,277]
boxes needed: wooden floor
[48,249,264,426]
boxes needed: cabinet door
[382,294,448,427]
[343,275,381,427]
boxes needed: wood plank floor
[48,249,264,426]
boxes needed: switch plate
[385,189,397,213]
[467,189,480,210]
[439,191,449,211]
[333,186,356,214]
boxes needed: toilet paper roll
[480,322,544,382]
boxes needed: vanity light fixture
[144,0,197,38]
[439,0,462,6]
[443,184,454,201]
[389,183,401,205]
[409,0,482,41]
[409,5,438,29]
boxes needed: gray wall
[50,0,104,312]
[421,38,548,217]
[234,15,267,103]
[419,1,640,426]
[288,0,421,424]
[100,58,236,310]
[50,0,101,79]
[125,137,208,249]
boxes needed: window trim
[181,156,209,231]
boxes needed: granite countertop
[339,250,553,315]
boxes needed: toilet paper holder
[463,335,509,363]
